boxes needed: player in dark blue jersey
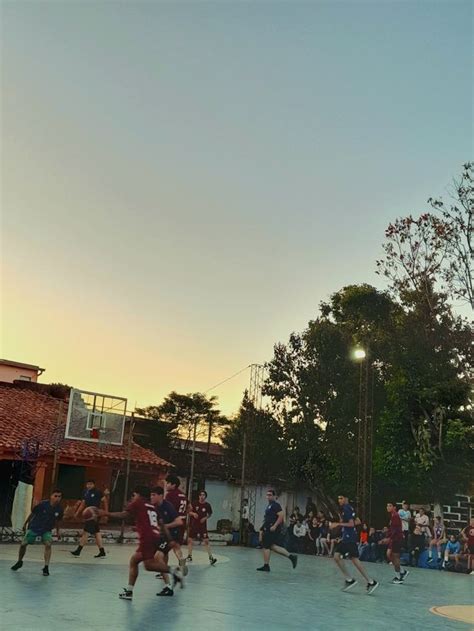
[11,489,63,576]
[330,494,378,594]
[256,489,297,572]
[71,479,107,558]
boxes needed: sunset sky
[1,1,472,416]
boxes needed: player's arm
[55,514,63,539]
[74,500,86,519]
[23,512,33,531]
[100,509,129,519]
[270,510,284,532]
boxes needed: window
[56,464,86,499]
[86,412,106,430]
[18,375,32,382]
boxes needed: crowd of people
[285,501,474,574]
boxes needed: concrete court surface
[1,543,472,631]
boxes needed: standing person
[165,474,188,575]
[187,490,217,565]
[461,518,474,573]
[257,489,298,572]
[71,480,107,558]
[380,502,409,584]
[11,489,63,576]
[330,494,378,594]
[428,516,446,564]
[99,485,182,601]
[409,525,426,567]
[398,501,411,550]
[150,486,185,597]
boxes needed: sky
[1,0,472,416]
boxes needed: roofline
[0,359,45,374]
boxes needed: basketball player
[165,474,188,575]
[100,485,182,600]
[11,489,63,576]
[380,502,409,584]
[330,494,378,594]
[71,480,107,558]
[187,490,217,565]
[256,489,297,572]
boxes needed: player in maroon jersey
[379,502,409,584]
[462,517,474,572]
[165,474,188,575]
[187,490,217,565]
[100,485,183,600]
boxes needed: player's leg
[11,532,31,570]
[71,529,88,556]
[94,530,106,558]
[270,543,298,568]
[202,533,217,565]
[334,552,352,579]
[187,536,194,560]
[350,556,377,588]
[156,551,174,597]
[42,535,52,576]
[119,551,142,600]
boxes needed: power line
[204,365,251,395]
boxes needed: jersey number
[179,500,187,515]
[147,510,158,528]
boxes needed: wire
[204,365,251,394]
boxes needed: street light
[353,348,366,361]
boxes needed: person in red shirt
[380,502,409,584]
[165,474,188,575]
[462,517,474,572]
[100,485,183,600]
[187,490,217,565]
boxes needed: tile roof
[0,383,170,468]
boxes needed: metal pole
[239,429,247,542]
[187,416,198,501]
[50,401,63,492]
[119,413,135,543]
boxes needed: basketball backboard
[65,389,127,445]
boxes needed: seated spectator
[461,518,474,573]
[375,526,389,562]
[358,523,369,556]
[308,516,321,555]
[398,501,411,550]
[327,525,341,557]
[409,525,426,567]
[316,516,329,556]
[288,507,302,552]
[442,534,461,570]
[293,518,308,553]
[428,516,446,565]
[415,508,432,543]
[366,527,380,562]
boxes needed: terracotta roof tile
[0,384,170,468]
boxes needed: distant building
[0,359,45,383]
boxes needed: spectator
[398,501,411,549]
[358,523,369,557]
[327,525,341,557]
[415,508,432,542]
[375,526,389,562]
[428,516,445,565]
[409,525,426,567]
[461,517,474,573]
[442,534,461,570]
[293,518,308,554]
[316,515,329,556]
[308,516,320,555]
[366,527,379,562]
[288,507,302,552]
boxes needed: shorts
[389,540,403,554]
[261,529,281,550]
[335,541,359,559]
[138,538,160,561]
[172,526,185,546]
[155,537,171,555]
[468,545,474,555]
[23,530,52,545]
[83,520,100,535]
[189,524,208,540]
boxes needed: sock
[127,585,134,592]
[99,547,105,554]
[44,565,49,569]
[396,572,401,578]
[428,550,432,559]
[76,545,83,552]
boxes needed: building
[0,381,171,529]
[0,359,45,383]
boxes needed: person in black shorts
[330,494,378,594]
[257,489,297,572]
[71,480,107,558]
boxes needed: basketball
[82,506,99,521]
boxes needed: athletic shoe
[256,565,270,572]
[185,555,193,562]
[367,580,379,594]
[70,550,81,557]
[42,566,49,576]
[391,577,404,584]
[400,569,409,580]
[11,561,23,571]
[172,569,184,589]
[94,551,106,558]
[155,573,163,579]
[427,557,433,564]
[289,554,298,569]
[342,579,357,591]
[119,589,133,601]
[157,586,174,597]
[209,556,217,566]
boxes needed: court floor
[1,543,472,630]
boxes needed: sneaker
[94,551,106,558]
[157,586,174,597]
[155,573,163,579]
[185,555,193,562]
[427,557,433,564]
[400,569,409,580]
[11,561,23,571]
[342,579,357,591]
[119,589,133,601]
[289,554,298,569]
[42,566,49,576]
[367,580,379,594]
[70,550,81,557]
[209,556,217,566]
[172,569,184,589]
[256,565,270,572]
[391,577,404,584]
